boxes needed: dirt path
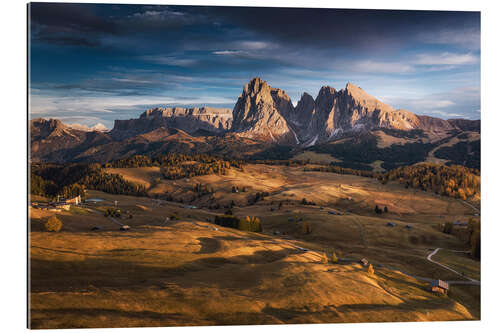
[458,199,480,214]
[427,248,479,284]
[425,133,459,164]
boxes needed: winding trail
[458,199,480,214]
[426,248,479,284]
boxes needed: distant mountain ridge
[30,77,480,167]
[109,77,479,145]
[111,106,232,140]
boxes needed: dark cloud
[29,3,213,49]
[33,35,100,47]
[29,3,118,34]
[29,4,480,54]
[205,7,480,51]
[29,3,117,47]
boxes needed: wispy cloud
[350,60,414,74]
[414,52,479,66]
[418,29,480,50]
[212,50,244,55]
[211,41,274,56]
[130,9,186,20]
[237,41,272,50]
[383,86,479,120]
[404,100,456,109]
[341,52,479,75]
[125,8,205,28]
[140,55,198,67]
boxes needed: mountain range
[30,77,480,170]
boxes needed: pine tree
[367,264,375,276]
[45,215,63,232]
[321,253,328,264]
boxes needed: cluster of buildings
[30,195,82,212]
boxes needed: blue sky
[29,3,480,129]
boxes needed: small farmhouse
[429,280,449,295]
[65,195,81,205]
[360,258,369,266]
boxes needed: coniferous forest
[30,163,147,199]
[378,164,480,200]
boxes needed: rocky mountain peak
[114,106,233,140]
[231,78,295,143]
[342,82,391,113]
[317,85,337,96]
[30,118,69,138]
[296,93,315,112]
[243,77,267,95]
[31,117,65,129]
[315,86,337,106]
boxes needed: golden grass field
[29,164,480,328]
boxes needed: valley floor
[29,164,480,328]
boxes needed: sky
[29,3,481,129]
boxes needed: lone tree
[321,253,328,264]
[375,205,382,214]
[331,252,339,264]
[384,206,388,213]
[367,264,375,276]
[45,215,63,232]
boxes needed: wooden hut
[429,280,449,295]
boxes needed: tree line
[303,165,378,178]
[30,163,147,199]
[213,215,262,232]
[378,163,480,200]
[104,153,245,180]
